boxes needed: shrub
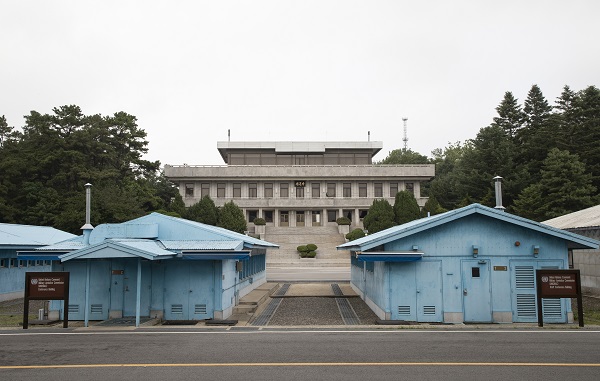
[297,245,307,253]
[346,228,366,241]
[306,251,317,258]
[299,251,308,258]
[306,244,318,251]
[253,217,266,225]
[336,217,351,225]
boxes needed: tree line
[379,84,600,221]
[0,106,246,234]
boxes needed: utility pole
[402,117,408,150]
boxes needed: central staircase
[264,225,350,267]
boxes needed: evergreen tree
[518,85,555,180]
[393,190,421,224]
[186,195,219,225]
[428,142,468,209]
[169,193,186,217]
[572,86,600,190]
[363,199,395,234]
[420,196,446,217]
[218,201,247,234]
[491,91,525,138]
[513,148,596,221]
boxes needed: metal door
[164,261,214,320]
[63,261,86,320]
[123,260,151,317]
[88,261,111,320]
[462,260,492,322]
[389,261,443,322]
[416,261,443,322]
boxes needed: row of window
[0,258,51,268]
[246,209,361,224]
[186,181,414,199]
[238,254,266,280]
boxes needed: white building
[164,141,435,229]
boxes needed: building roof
[338,204,600,252]
[217,141,383,162]
[543,205,600,230]
[0,223,75,249]
[26,213,277,262]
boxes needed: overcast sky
[2,1,599,165]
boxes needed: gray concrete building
[164,141,435,230]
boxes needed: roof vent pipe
[81,183,94,244]
[368,131,370,142]
[493,176,505,211]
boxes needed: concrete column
[275,209,279,227]
[354,209,360,227]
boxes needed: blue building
[338,204,599,324]
[0,223,75,302]
[19,213,277,325]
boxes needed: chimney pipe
[368,131,370,142]
[81,183,94,244]
[493,176,505,211]
[228,129,230,142]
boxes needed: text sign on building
[535,269,583,327]
[27,273,67,298]
[295,181,306,187]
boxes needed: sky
[1,1,599,165]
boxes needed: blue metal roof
[160,240,245,251]
[0,223,75,248]
[58,239,176,262]
[338,204,600,252]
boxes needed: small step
[233,304,257,315]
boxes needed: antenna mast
[402,117,408,150]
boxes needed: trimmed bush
[306,251,317,258]
[306,244,318,251]
[336,217,351,225]
[297,245,307,253]
[299,251,308,258]
[346,228,366,241]
[253,217,266,225]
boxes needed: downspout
[136,258,141,327]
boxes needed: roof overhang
[181,250,251,260]
[17,251,70,261]
[357,251,423,262]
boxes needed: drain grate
[331,284,360,325]
[251,283,290,326]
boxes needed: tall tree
[393,190,421,224]
[513,148,597,221]
[518,85,555,180]
[363,199,395,234]
[491,91,525,138]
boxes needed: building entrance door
[280,211,289,227]
[461,260,492,322]
[312,211,321,226]
[296,211,305,227]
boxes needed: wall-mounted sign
[24,272,70,329]
[493,266,507,271]
[536,269,583,327]
[295,181,306,187]
[112,270,124,275]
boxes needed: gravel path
[267,297,345,326]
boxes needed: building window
[201,183,210,198]
[280,211,289,223]
[264,210,274,223]
[264,183,273,198]
[185,183,194,197]
[233,183,241,198]
[405,182,414,195]
[390,182,398,197]
[343,183,351,198]
[359,183,367,197]
[374,182,383,198]
[327,183,336,197]
[327,210,337,222]
[19,260,26,268]
[248,210,258,222]
[217,183,226,198]
[249,183,257,198]
[0,259,6,268]
[9,258,16,268]
[280,183,289,198]
[296,186,304,198]
[311,183,320,198]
